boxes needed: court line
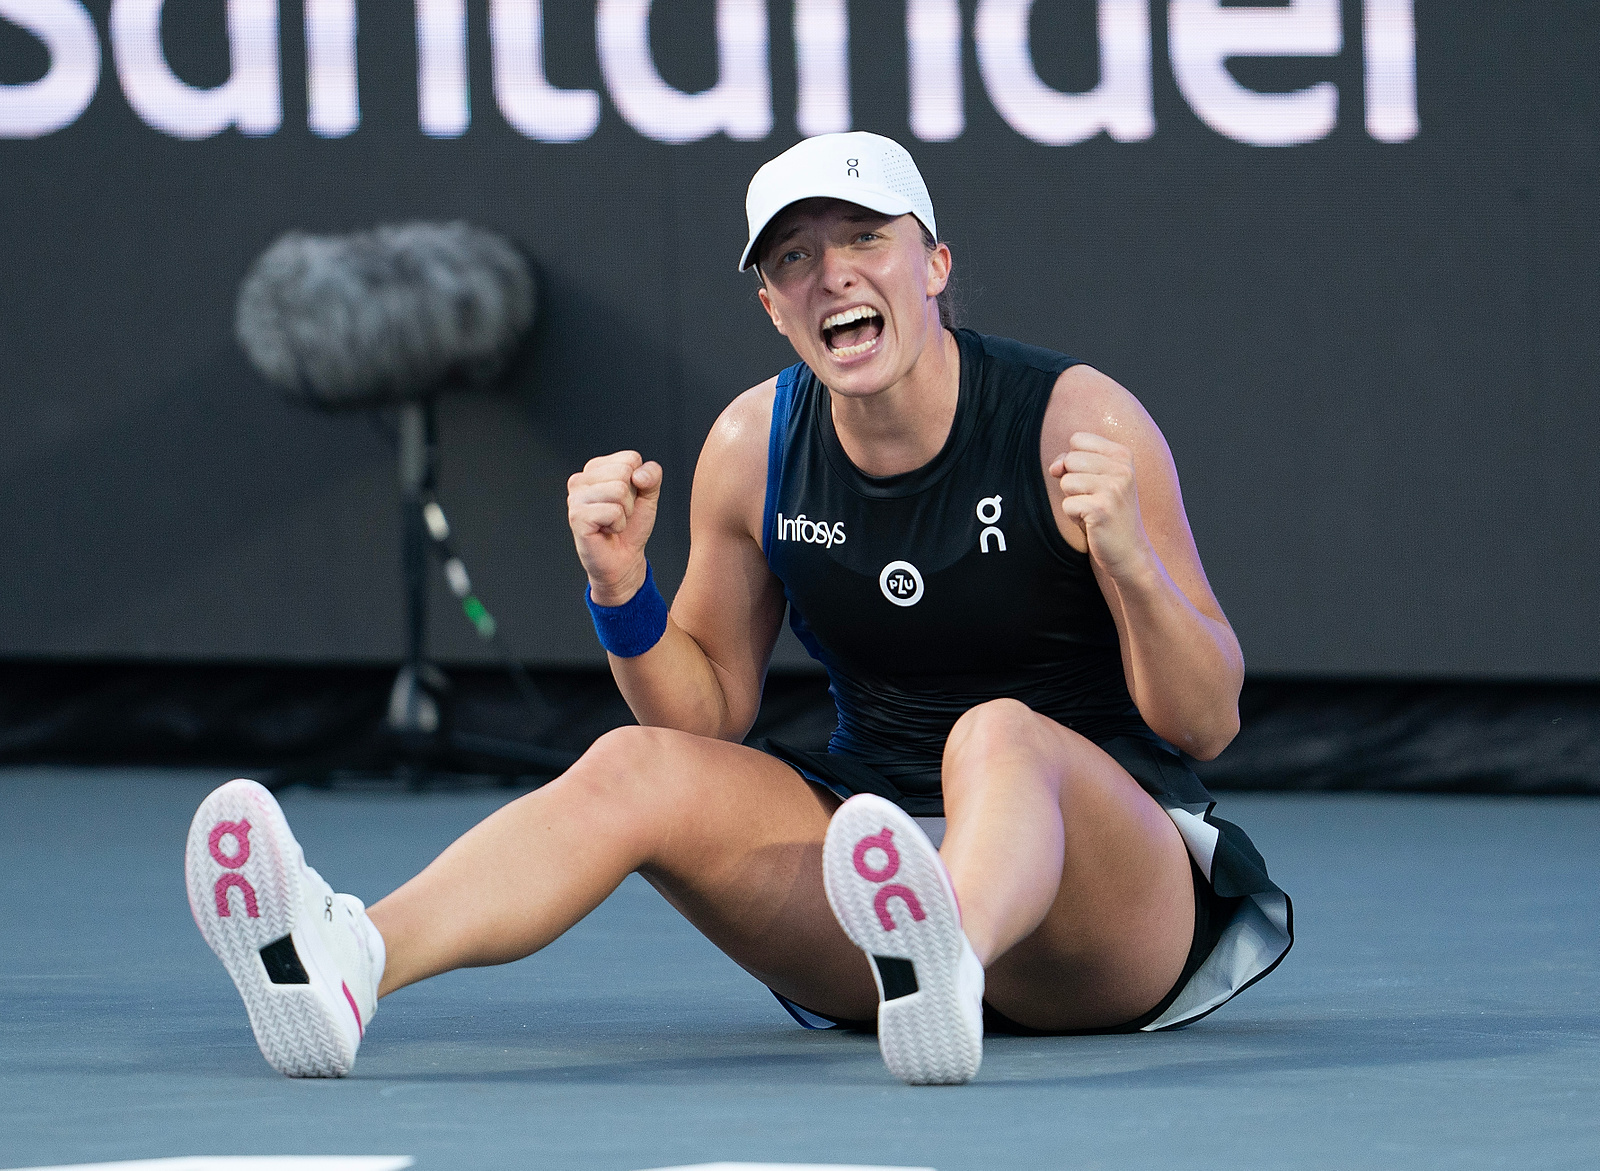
[3,1159,414,1171]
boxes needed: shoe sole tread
[185,779,355,1078]
[822,794,982,1085]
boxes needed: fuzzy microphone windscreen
[235,221,537,408]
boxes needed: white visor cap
[739,132,938,271]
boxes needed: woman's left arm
[1042,364,1244,760]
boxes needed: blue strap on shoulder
[585,562,669,658]
[762,363,804,558]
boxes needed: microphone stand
[387,400,451,774]
[268,396,579,793]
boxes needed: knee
[560,725,710,811]
[941,699,1074,808]
[944,698,1044,766]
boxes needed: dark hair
[753,220,959,331]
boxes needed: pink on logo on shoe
[853,828,900,883]
[208,819,252,869]
[850,825,929,931]
[873,883,927,932]
[214,872,260,918]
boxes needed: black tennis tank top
[762,328,1155,803]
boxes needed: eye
[779,248,805,265]
[856,231,880,243]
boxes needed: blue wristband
[585,563,669,658]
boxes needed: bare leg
[369,706,1190,1034]
[367,726,878,1020]
[938,699,1195,1031]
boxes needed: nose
[817,244,858,294]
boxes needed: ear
[924,241,952,299]
[757,283,790,338]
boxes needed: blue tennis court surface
[3,770,1596,1170]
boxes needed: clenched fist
[1050,432,1152,580]
[567,450,662,605]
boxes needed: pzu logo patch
[879,560,924,607]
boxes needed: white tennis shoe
[185,778,385,1077]
[822,792,984,1084]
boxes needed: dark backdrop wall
[2,1,1596,677]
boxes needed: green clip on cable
[441,555,497,640]
[463,596,496,639]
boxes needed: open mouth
[821,306,884,358]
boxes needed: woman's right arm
[566,380,784,742]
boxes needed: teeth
[829,335,878,358]
[822,306,881,331]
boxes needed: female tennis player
[185,132,1291,1085]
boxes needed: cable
[420,497,546,717]
[362,413,546,721]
